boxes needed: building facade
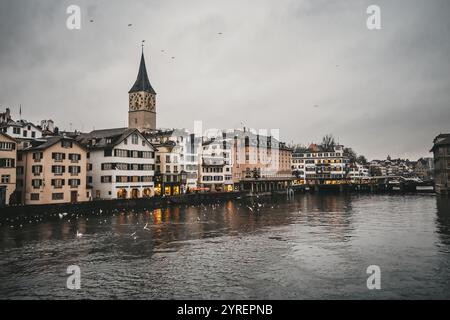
[152,141,187,196]
[0,132,17,206]
[77,128,156,200]
[431,134,450,195]
[292,144,348,185]
[17,136,89,205]
[146,129,200,192]
[200,136,233,192]
[0,108,43,141]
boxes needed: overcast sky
[0,0,449,160]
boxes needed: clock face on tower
[129,92,156,112]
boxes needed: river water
[0,193,449,299]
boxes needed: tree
[344,147,357,163]
[357,155,368,165]
[320,134,336,151]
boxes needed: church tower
[128,48,157,132]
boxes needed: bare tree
[320,134,336,151]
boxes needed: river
[0,193,449,299]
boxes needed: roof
[76,127,155,150]
[22,136,84,152]
[129,52,156,94]
[430,133,450,151]
[0,131,16,142]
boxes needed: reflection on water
[0,194,449,299]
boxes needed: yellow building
[0,132,17,206]
[17,136,89,205]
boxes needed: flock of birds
[0,199,278,241]
[87,19,224,61]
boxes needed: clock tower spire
[128,43,157,132]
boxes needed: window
[104,149,113,157]
[1,175,10,183]
[30,193,39,201]
[0,142,16,150]
[52,153,65,161]
[52,193,64,200]
[51,179,65,188]
[23,130,28,137]
[33,152,43,162]
[52,165,65,175]
[32,179,42,188]
[124,138,128,145]
[0,158,15,168]
[16,166,24,175]
[132,134,138,144]
[101,176,112,183]
[32,165,43,175]
[31,131,36,138]
[166,165,171,173]
[69,179,80,188]
[68,166,81,175]
[61,140,73,148]
[13,127,20,134]
[166,155,171,163]
[69,153,81,162]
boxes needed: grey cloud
[0,0,449,160]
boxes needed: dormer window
[132,134,138,145]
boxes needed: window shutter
[51,166,55,173]
[62,166,66,173]
[52,153,55,159]
[51,179,55,186]
[62,153,66,160]
[62,179,65,186]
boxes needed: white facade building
[145,129,201,192]
[77,128,156,199]
[0,110,43,141]
[292,144,348,184]
[200,135,234,192]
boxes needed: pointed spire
[129,45,156,94]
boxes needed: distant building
[347,163,370,181]
[431,134,450,195]
[0,118,42,141]
[291,144,348,185]
[17,136,89,205]
[369,158,415,178]
[413,157,434,181]
[152,141,186,196]
[231,129,292,182]
[0,132,17,206]
[145,129,201,192]
[77,128,156,199]
[200,135,233,192]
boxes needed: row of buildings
[1,50,449,206]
